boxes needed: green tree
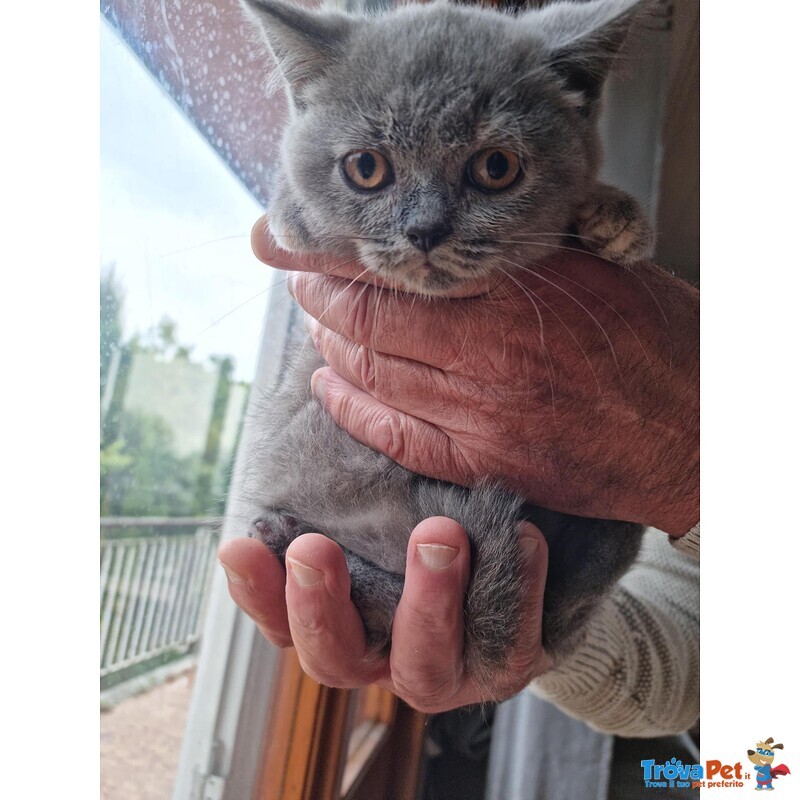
[102,411,207,517]
[99,271,248,518]
[100,263,124,401]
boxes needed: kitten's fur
[241,0,651,689]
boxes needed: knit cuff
[669,522,699,559]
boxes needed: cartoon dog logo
[747,738,791,791]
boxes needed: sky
[100,18,269,382]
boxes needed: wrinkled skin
[263,228,700,536]
[218,225,699,712]
[220,518,551,712]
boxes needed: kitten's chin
[375,262,496,299]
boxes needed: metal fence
[100,518,220,686]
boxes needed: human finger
[388,518,472,711]
[291,271,487,372]
[490,522,551,698]
[285,533,387,688]
[251,215,391,286]
[306,317,476,424]
[311,366,479,488]
[218,537,292,648]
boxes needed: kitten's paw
[344,551,404,656]
[250,509,308,561]
[575,183,655,265]
[414,482,528,693]
[251,510,402,655]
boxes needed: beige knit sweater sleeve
[528,528,700,737]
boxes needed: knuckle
[257,626,293,649]
[497,668,535,699]
[404,597,462,635]
[293,609,326,635]
[446,436,480,485]
[370,407,409,463]
[295,272,323,313]
[347,288,375,345]
[496,652,539,696]
[300,662,351,689]
[393,667,459,710]
[356,344,377,394]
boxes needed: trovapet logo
[640,737,791,791]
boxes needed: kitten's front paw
[575,183,655,266]
[345,552,404,656]
[251,510,402,655]
[250,509,307,561]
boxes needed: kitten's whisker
[270,232,388,244]
[493,232,601,243]
[267,256,362,299]
[160,233,251,258]
[373,284,385,357]
[282,262,371,387]
[194,287,271,338]
[528,259,654,371]
[318,268,374,329]
[493,238,604,255]
[616,263,673,365]
[408,286,420,321]
[624,265,670,326]
[495,267,558,416]
[497,255,622,378]
[266,258,366,322]
[499,265,604,396]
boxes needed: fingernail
[518,523,540,560]
[311,371,326,401]
[287,556,324,587]
[219,561,246,585]
[521,537,539,560]
[416,543,458,570]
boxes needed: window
[100,13,269,797]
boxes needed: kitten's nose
[405,222,451,253]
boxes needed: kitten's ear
[240,0,352,105]
[530,0,648,113]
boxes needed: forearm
[529,529,699,737]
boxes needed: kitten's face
[248,1,638,295]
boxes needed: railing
[100,518,220,688]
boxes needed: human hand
[253,218,699,536]
[218,517,550,711]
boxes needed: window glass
[100,17,266,798]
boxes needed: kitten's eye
[342,150,394,191]
[468,148,522,192]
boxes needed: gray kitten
[241,0,651,691]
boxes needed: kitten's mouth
[388,258,493,298]
[359,245,495,297]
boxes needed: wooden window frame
[256,651,426,800]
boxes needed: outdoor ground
[100,668,195,799]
